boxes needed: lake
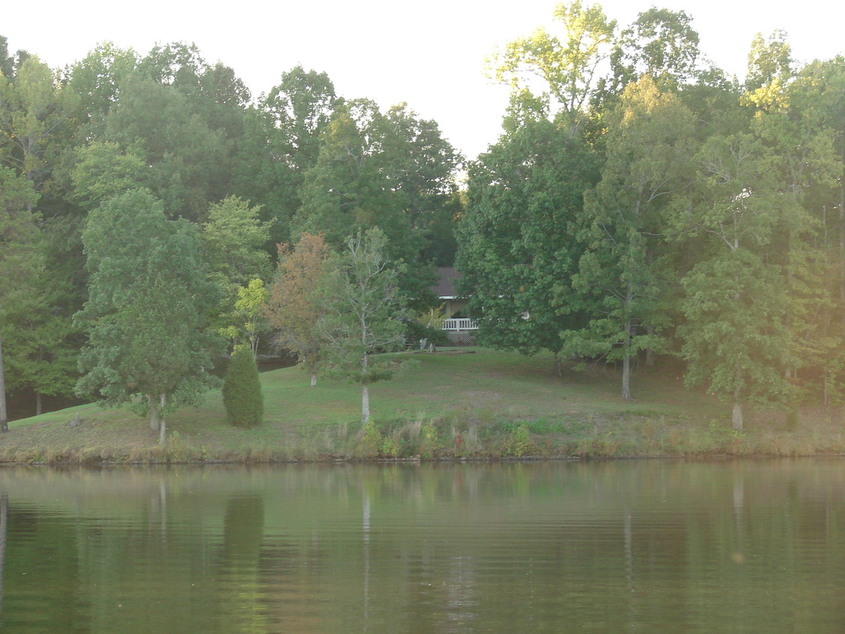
[1,459,844,632]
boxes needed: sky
[3,0,843,160]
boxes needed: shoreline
[3,348,843,467]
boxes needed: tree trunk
[621,320,633,400]
[35,392,42,416]
[310,373,317,388]
[732,401,744,431]
[149,394,159,431]
[361,350,370,422]
[158,394,166,445]
[0,493,7,611]
[361,384,370,423]
[553,351,562,377]
[836,178,845,314]
[0,335,7,433]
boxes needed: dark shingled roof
[432,267,463,298]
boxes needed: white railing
[442,318,478,331]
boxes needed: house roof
[432,266,464,299]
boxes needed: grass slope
[2,348,843,464]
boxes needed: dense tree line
[0,1,843,433]
[457,2,845,429]
[0,37,459,430]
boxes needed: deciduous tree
[264,232,331,387]
[492,0,616,137]
[0,167,40,431]
[318,228,407,422]
[566,77,696,398]
[74,188,219,443]
[457,112,597,364]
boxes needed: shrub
[222,347,264,427]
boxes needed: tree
[264,232,331,387]
[66,42,138,139]
[219,278,269,358]
[294,99,452,308]
[0,167,40,431]
[601,7,701,102]
[100,72,230,221]
[231,67,337,245]
[1,263,78,416]
[318,228,407,422]
[71,141,149,209]
[74,188,219,443]
[457,113,598,366]
[201,196,271,353]
[222,345,263,427]
[294,100,414,248]
[680,250,794,430]
[745,30,794,94]
[492,0,616,137]
[0,55,78,200]
[201,195,271,289]
[670,133,798,429]
[783,57,845,405]
[566,77,696,399]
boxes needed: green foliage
[607,7,701,94]
[264,233,331,385]
[493,0,617,135]
[294,99,459,308]
[505,423,536,456]
[679,250,795,411]
[565,78,695,397]
[356,419,382,458]
[319,228,409,421]
[222,347,263,427]
[218,278,269,355]
[74,188,220,434]
[201,196,271,289]
[457,115,598,357]
[71,142,148,209]
[0,167,42,428]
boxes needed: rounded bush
[222,347,264,427]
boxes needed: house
[432,267,477,344]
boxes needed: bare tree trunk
[149,394,159,431]
[622,355,632,400]
[0,335,7,433]
[839,183,845,322]
[621,320,633,400]
[35,392,42,416]
[361,350,370,422]
[553,351,562,377]
[158,394,166,445]
[361,384,370,423]
[0,493,6,613]
[310,373,317,387]
[732,402,744,431]
[732,368,744,430]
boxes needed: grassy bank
[2,348,844,464]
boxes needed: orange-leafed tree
[264,232,331,386]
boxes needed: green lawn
[2,348,843,464]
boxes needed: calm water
[0,460,844,632]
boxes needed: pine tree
[222,346,263,427]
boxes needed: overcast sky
[4,0,843,159]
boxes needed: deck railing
[442,318,478,331]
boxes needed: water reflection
[0,461,844,631]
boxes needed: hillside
[1,349,842,464]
